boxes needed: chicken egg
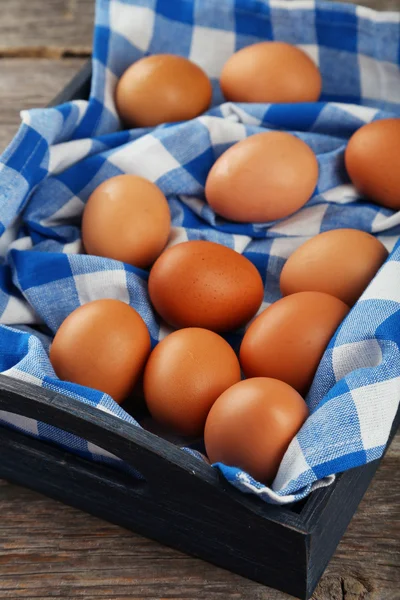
[240,292,349,394]
[115,54,212,128]
[204,378,309,483]
[50,299,151,404]
[148,240,264,332]
[345,119,400,210]
[205,132,319,223]
[280,229,388,306]
[144,328,241,436]
[220,41,322,104]
[82,175,171,269]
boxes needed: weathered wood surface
[0,0,93,56]
[0,0,398,599]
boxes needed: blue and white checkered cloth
[0,0,399,504]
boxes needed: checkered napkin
[0,0,399,504]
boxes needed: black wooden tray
[0,61,398,600]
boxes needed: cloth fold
[0,0,399,504]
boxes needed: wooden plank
[0,433,398,599]
[0,58,86,151]
[0,0,93,54]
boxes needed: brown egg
[115,54,212,127]
[205,132,318,223]
[240,292,349,394]
[220,42,322,104]
[345,119,400,210]
[204,378,309,483]
[50,299,151,403]
[144,328,241,436]
[280,229,388,306]
[82,175,171,268]
[82,175,171,269]
[148,240,264,332]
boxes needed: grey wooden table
[0,1,399,599]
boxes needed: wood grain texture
[0,0,398,599]
[0,0,93,54]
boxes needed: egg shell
[345,119,400,210]
[220,42,322,104]
[204,377,309,483]
[148,240,264,332]
[82,175,171,269]
[50,299,151,404]
[280,229,388,306]
[115,54,212,128]
[205,132,319,223]
[240,292,349,394]
[144,328,241,436]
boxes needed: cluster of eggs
[50,42,399,484]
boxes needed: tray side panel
[0,423,309,600]
[49,60,92,106]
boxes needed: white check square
[359,54,400,104]
[108,135,181,182]
[362,261,400,303]
[269,204,328,237]
[110,1,155,51]
[333,339,382,382]
[351,377,400,450]
[190,26,235,77]
[73,269,130,305]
